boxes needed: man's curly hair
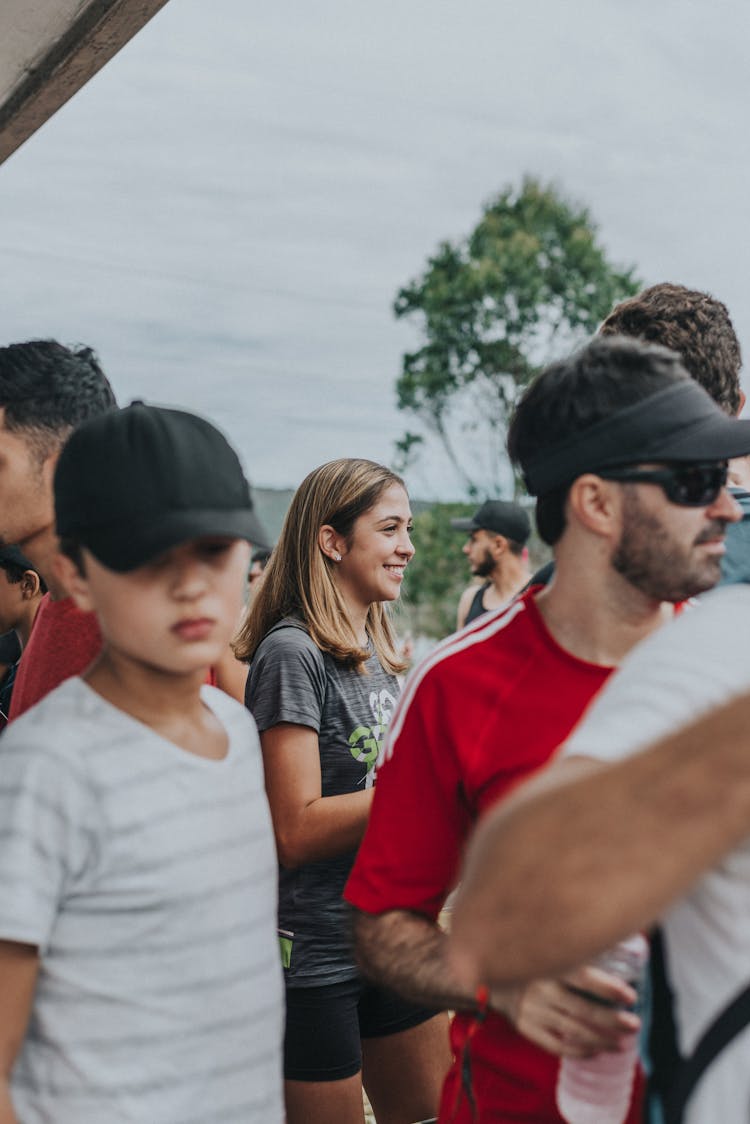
[600,283,742,416]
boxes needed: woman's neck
[340,597,369,647]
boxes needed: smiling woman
[234,459,451,1124]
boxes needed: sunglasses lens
[671,464,727,505]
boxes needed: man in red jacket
[345,335,750,1122]
[0,340,116,719]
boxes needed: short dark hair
[0,340,117,458]
[507,336,688,545]
[0,554,47,594]
[600,283,742,415]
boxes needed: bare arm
[352,908,639,1057]
[354,907,473,1011]
[261,724,373,868]
[212,645,248,702]
[456,586,475,631]
[449,691,750,989]
[0,940,39,1124]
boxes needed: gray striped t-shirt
[0,678,283,1123]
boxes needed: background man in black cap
[345,335,750,1124]
[452,500,531,628]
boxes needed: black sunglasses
[596,462,729,507]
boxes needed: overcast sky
[1,0,749,497]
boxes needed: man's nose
[709,487,743,523]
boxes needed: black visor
[522,380,750,496]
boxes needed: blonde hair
[233,459,408,674]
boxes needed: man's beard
[473,549,496,579]
[612,489,728,603]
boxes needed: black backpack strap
[661,980,750,1124]
[647,927,683,1107]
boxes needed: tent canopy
[0,0,169,166]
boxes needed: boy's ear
[53,553,94,612]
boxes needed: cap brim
[82,507,270,572]
[450,518,477,532]
[638,414,750,463]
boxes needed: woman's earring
[333,553,342,562]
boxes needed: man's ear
[52,552,94,611]
[567,474,621,539]
[490,534,508,559]
[20,571,41,601]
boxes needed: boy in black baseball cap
[0,403,283,1122]
[54,400,268,570]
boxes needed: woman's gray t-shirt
[246,620,400,987]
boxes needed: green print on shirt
[348,688,398,787]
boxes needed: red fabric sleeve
[345,666,472,920]
[9,596,102,721]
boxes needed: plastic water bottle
[556,933,648,1124]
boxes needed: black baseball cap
[54,401,269,572]
[451,500,531,543]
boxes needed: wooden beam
[0,0,171,166]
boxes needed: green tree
[394,177,640,496]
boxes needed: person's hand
[490,964,641,1058]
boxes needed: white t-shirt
[0,678,284,1124]
[562,584,750,1124]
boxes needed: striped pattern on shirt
[0,678,283,1124]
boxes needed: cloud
[1,0,748,496]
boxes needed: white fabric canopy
[0,0,169,165]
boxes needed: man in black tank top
[453,500,531,629]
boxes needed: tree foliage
[394,177,641,496]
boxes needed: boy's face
[62,537,250,676]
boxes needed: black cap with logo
[451,500,531,544]
[54,401,269,572]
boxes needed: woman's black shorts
[284,976,438,1082]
